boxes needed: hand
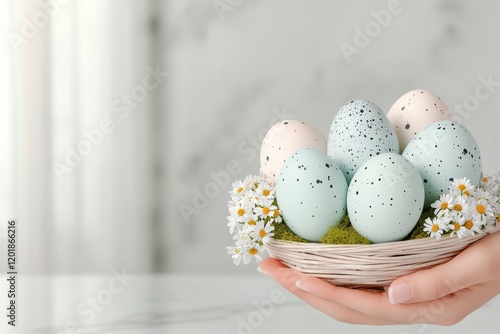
[258,230,500,326]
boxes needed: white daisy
[254,198,277,219]
[480,175,499,193]
[233,224,252,244]
[242,244,265,265]
[229,202,253,222]
[271,208,282,223]
[472,198,494,221]
[431,194,454,215]
[450,178,474,195]
[251,221,275,244]
[227,215,240,234]
[256,182,275,200]
[244,214,259,228]
[226,246,243,265]
[231,180,247,199]
[449,216,468,238]
[462,217,482,235]
[475,188,493,203]
[244,174,260,190]
[423,217,448,240]
[451,196,469,215]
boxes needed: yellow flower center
[237,187,244,193]
[458,184,466,191]
[440,202,449,210]
[263,207,270,215]
[431,224,439,232]
[248,219,256,226]
[464,190,471,197]
[483,177,488,183]
[465,220,473,230]
[249,248,258,255]
[273,209,280,218]
[263,189,270,196]
[454,204,463,211]
[259,229,267,238]
[237,208,245,216]
[453,222,460,231]
[476,204,486,215]
[235,248,240,254]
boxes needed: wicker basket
[265,232,487,289]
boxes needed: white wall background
[1,0,500,275]
[164,0,500,275]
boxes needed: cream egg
[387,89,452,152]
[260,120,326,183]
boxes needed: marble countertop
[2,273,499,334]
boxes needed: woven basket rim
[265,231,491,288]
[268,230,488,249]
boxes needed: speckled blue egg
[402,120,482,207]
[328,99,399,184]
[276,148,348,242]
[347,153,425,244]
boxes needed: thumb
[388,232,500,304]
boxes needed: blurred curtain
[0,0,159,273]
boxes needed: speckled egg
[402,120,482,207]
[327,99,399,184]
[387,89,452,152]
[347,153,425,244]
[276,148,348,242]
[261,120,326,183]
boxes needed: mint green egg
[276,149,348,242]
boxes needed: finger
[271,267,405,325]
[262,258,432,323]
[296,274,417,322]
[258,257,289,273]
[389,232,500,304]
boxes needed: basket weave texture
[265,233,487,289]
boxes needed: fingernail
[388,283,413,304]
[295,280,313,293]
[257,266,272,277]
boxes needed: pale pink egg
[387,89,452,152]
[260,120,326,183]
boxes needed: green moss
[273,221,310,243]
[320,215,370,244]
[273,207,436,245]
